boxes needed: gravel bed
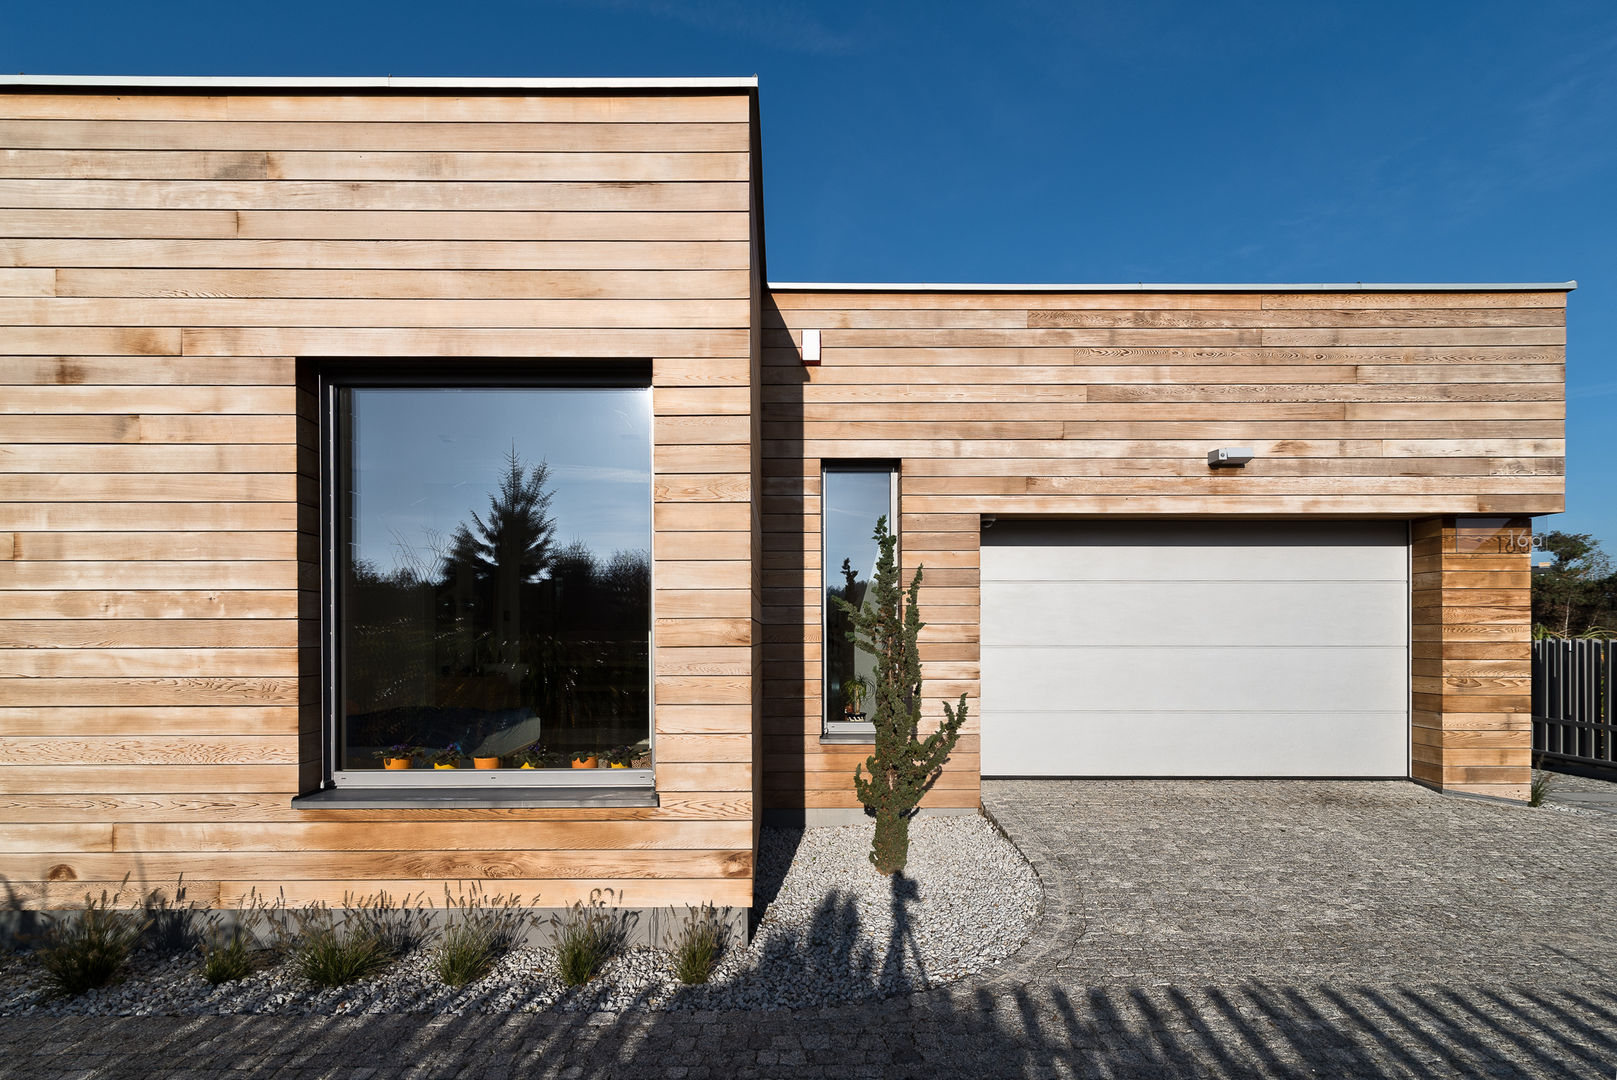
[0,814,1041,1016]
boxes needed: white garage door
[980,520,1409,777]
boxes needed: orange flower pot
[473,756,500,770]
[571,756,598,769]
[383,757,412,771]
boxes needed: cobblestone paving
[1539,769,1617,795]
[3,780,1614,1079]
[1540,768,1617,816]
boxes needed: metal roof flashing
[768,281,1577,293]
[0,75,758,92]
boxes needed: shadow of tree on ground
[2,876,1614,1080]
[3,975,1611,1079]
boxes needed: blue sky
[8,0,1614,546]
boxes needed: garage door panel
[984,521,1408,582]
[983,645,1408,713]
[979,710,1409,777]
[981,520,1409,778]
[982,581,1408,648]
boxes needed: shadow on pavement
[7,787,1617,1078]
[3,872,1615,1080]
[5,976,1613,1079]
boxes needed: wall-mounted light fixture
[801,328,822,366]
[1207,447,1255,468]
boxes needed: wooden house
[0,76,1569,928]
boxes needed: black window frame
[820,460,899,740]
[315,361,656,791]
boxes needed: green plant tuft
[283,893,419,988]
[551,893,618,987]
[200,931,259,985]
[293,921,392,988]
[435,919,499,988]
[197,886,285,986]
[432,884,534,988]
[141,875,204,957]
[37,882,150,999]
[670,904,725,985]
[349,890,435,957]
[1529,769,1552,807]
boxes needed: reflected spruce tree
[440,447,557,690]
[344,446,650,763]
[443,446,557,627]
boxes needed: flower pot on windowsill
[473,756,500,770]
[571,756,598,770]
[383,757,412,771]
[430,743,464,770]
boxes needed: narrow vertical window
[822,464,897,735]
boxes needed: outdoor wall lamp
[1207,447,1255,468]
[801,328,822,365]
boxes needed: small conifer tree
[836,516,967,875]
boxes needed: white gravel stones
[0,813,1041,1016]
[1543,800,1608,819]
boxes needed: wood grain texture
[0,120,750,153]
[761,291,1565,810]
[0,179,748,212]
[0,87,760,915]
[0,150,751,183]
[1408,517,1534,801]
[52,269,749,300]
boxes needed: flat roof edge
[0,75,758,91]
[769,281,1577,293]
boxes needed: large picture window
[822,463,897,736]
[325,374,652,785]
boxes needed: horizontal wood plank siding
[0,89,759,910]
[1410,517,1534,800]
[761,290,1566,810]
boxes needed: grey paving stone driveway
[3,779,1615,1079]
[1543,768,1617,817]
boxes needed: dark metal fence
[1532,638,1615,770]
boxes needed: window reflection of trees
[827,550,881,726]
[343,447,650,769]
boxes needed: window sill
[821,728,875,745]
[291,786,660,810]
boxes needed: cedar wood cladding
[761,290,1565,810]
[0,89,760,908]
[1410,517,1535,802]
[0,83,1572,911]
